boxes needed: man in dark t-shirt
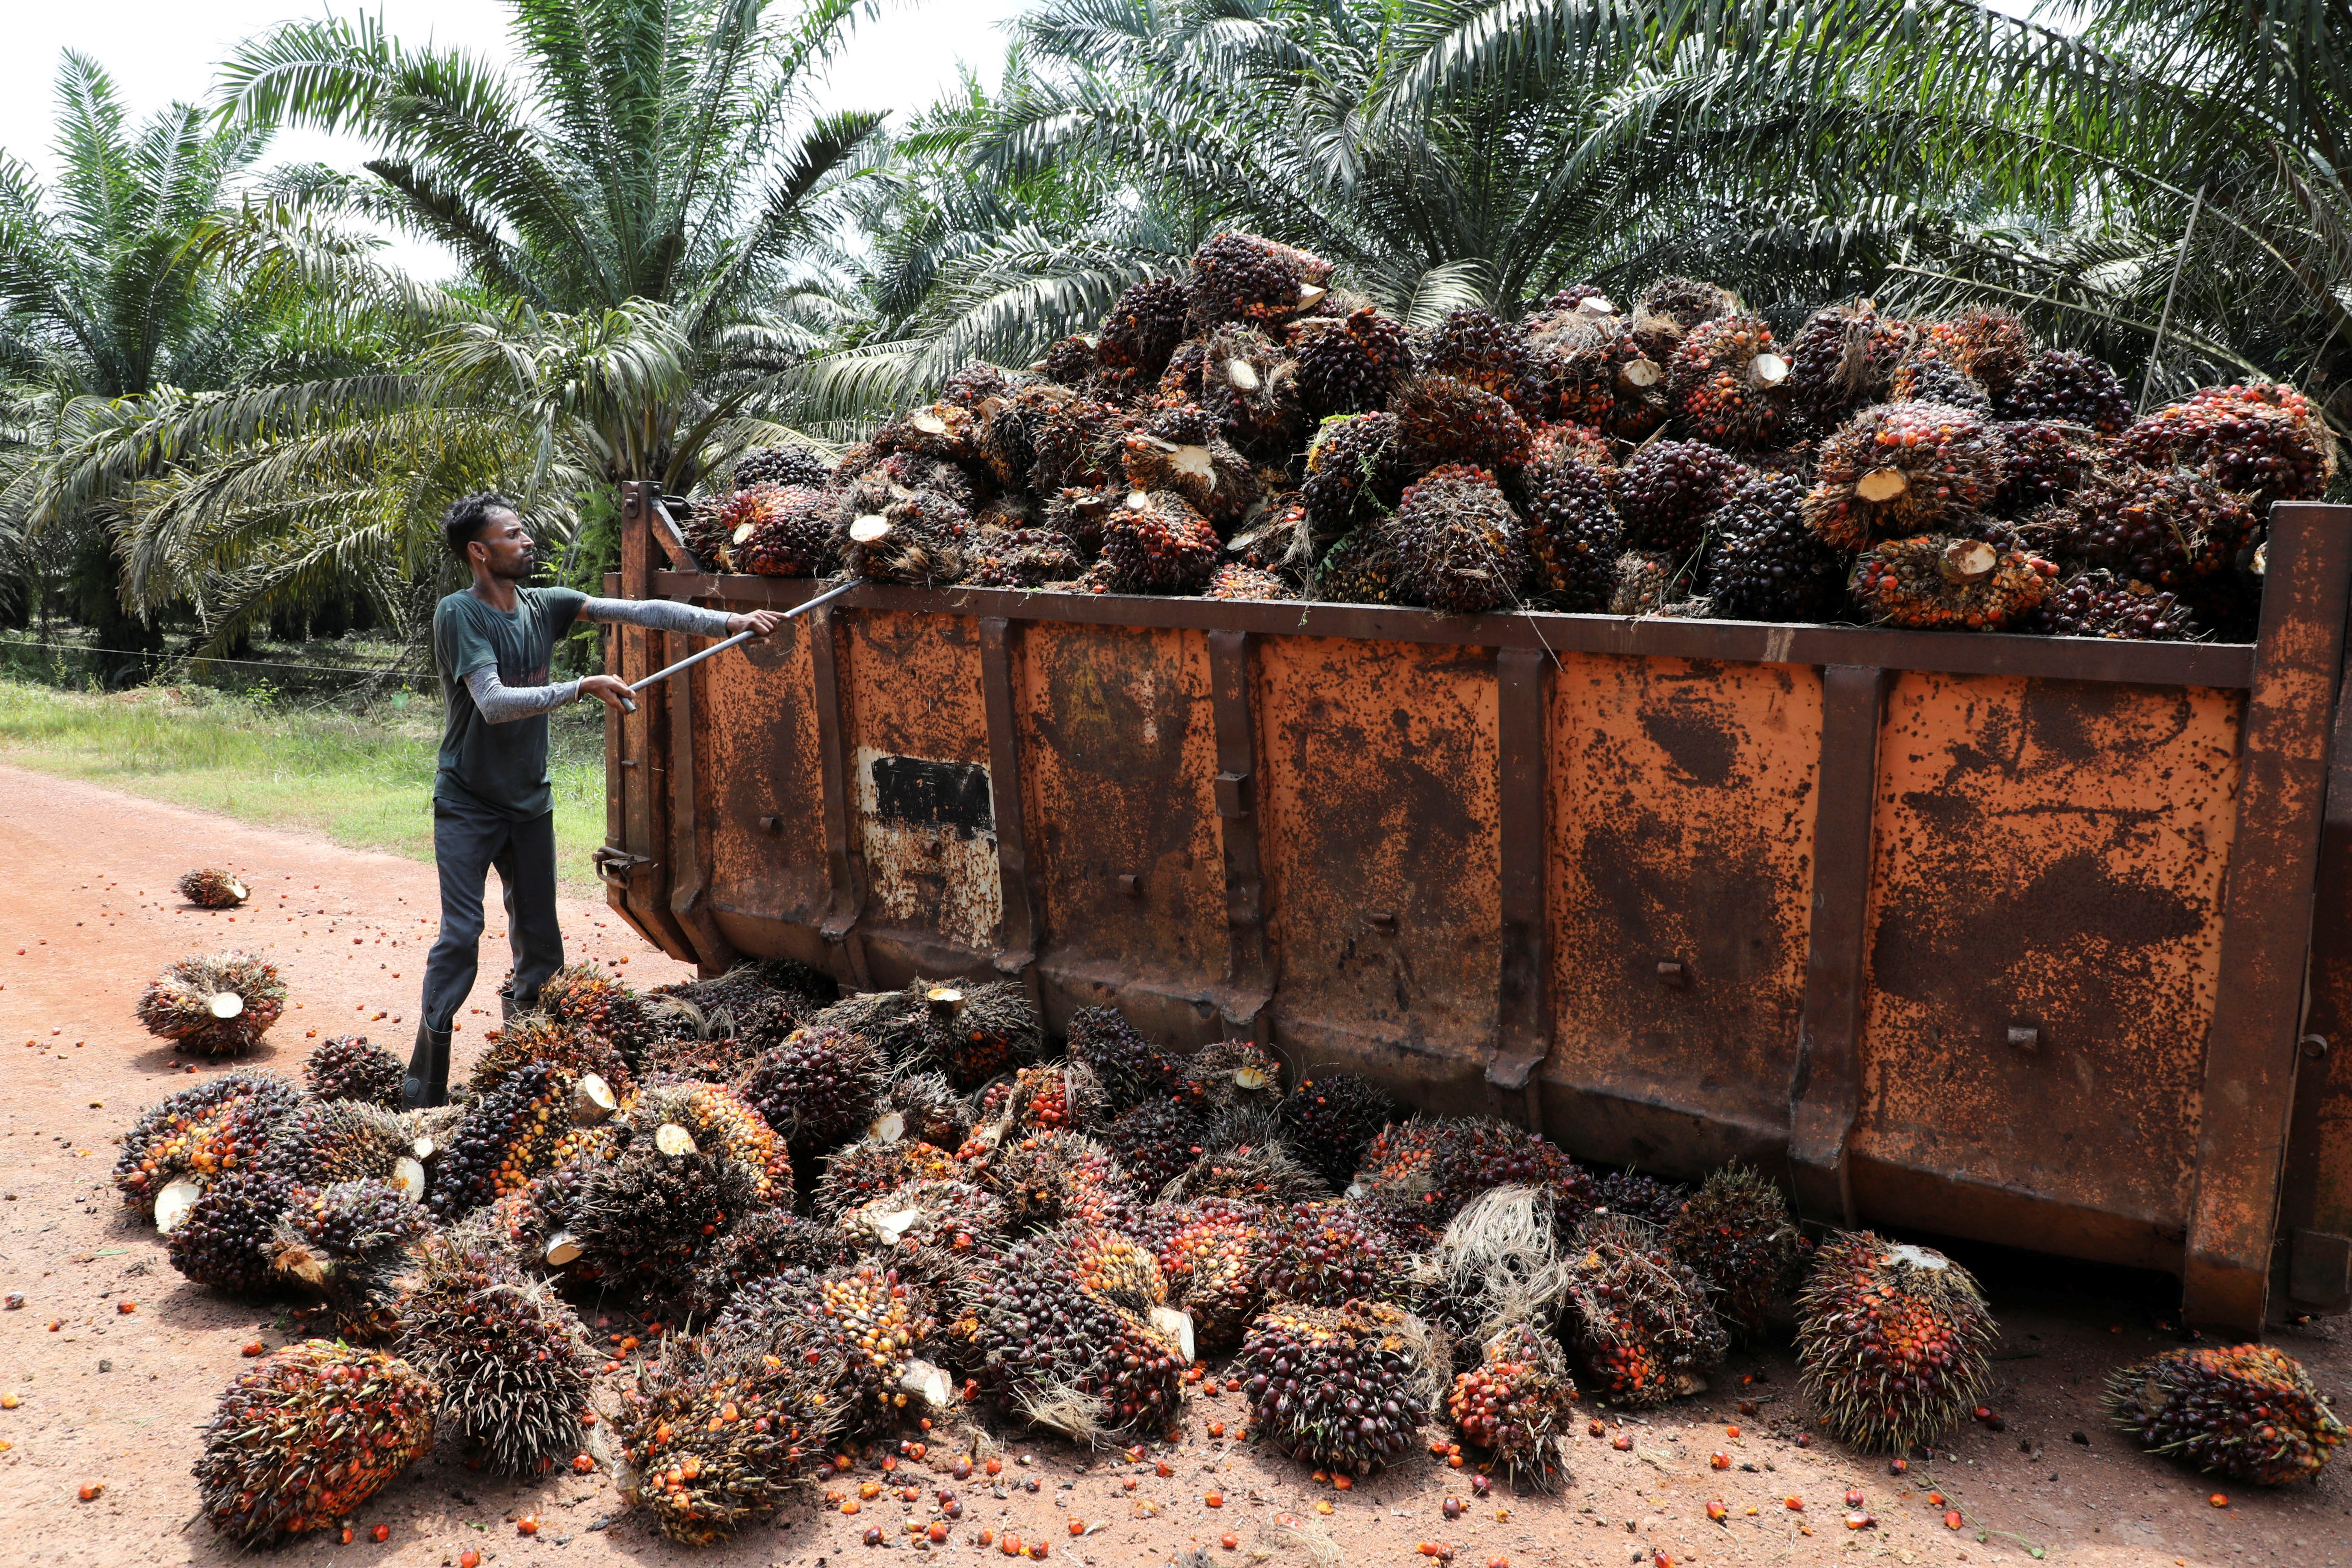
[405,492,783,1109]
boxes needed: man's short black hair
[444,491,518,558]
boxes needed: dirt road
[0,764,2344,1568]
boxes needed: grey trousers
[419,794,564,1032]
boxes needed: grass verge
[0,679,609,889]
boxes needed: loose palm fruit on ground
[177,868,248,908]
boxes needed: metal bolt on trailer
[599,480,2352,1335]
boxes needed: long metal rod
[623,578,860,700]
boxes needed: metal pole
[618,578,861,708]
[2141,183,2207,416]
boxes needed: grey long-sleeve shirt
[465,596,736,722]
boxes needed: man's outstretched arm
[464,599,792,718]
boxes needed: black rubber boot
[402,1021,453,1110]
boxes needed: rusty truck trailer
[596,481,2352,1335]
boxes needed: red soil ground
[0,763,2345,1568]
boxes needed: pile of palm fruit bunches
[120,957,2344,1547]
[696,233,2337,638]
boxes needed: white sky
[0,0,1028,279]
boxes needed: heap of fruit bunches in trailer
[691,234,2337,638]
[115,942,2349,1547]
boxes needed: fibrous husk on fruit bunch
[1425,1185,1572,1349]
[136,950,287,1056]
[1631,276,1739,361]
[1311,525,1409,604]
[260,1098,414,1190]
[1526,303,1668,440]
[2105,1343,2346,1485]
[1562,1211,1727,1408]
[1353,1117,1595,1227]
[734,442,834,490]
[171,1167,298,1293]
[1668,315,1792,449]
[1179,1039,1284,1113]
[871,1069,972,1149]
[1146,1197,1273,1353]
[1995,348,2135,433]
[1393,375,1534,473]
[1424,309,1541,414]
[1518,449,1623,610]
[428,1060,578,1221]
[615,1328,846,1545]
[1028,394,1133,495]
[1616,438,1754,556]
[620,1080,791,1200]
[643,1034,761,1083]
[576,1141,762,1300]
[2058,467,2262,587]
[1850,533,2056,630]
[943,360,1028,409]
[1099,489,1221,594]
[1097,1095,1209,1197]
[957,1225,1191,1439]
[1205,561,1297,599]
[193,1340,437,1545]
[469,1012,634,1101]
[1994,419,2101,515]
[714,484,839,577]
[1238,1298,1441,1476]
[301,1034,403,1108]
[1705,472,1847,622]
[1608,550,1696,616]
[649,964,809,1057]
[964,525,1087,588]
[1300,410,1407,543]
[1450,1321,1578,1484]
[1802,401,2008,550]
[1278,1072,1397,1190]
[816,1136,960,1221]
[1664,1164,1805,1345]
[974,1127,1144,1234]
[1187,231,1334,331]
[833,1176,1006,1290]
[896,977,1042,1088]
[687,1207,849,1316]
[1794,1231,1996,1452]
[1160,1110,1330,1205]
[1263,1197,1422,1308]
[2026,570,2198,640]
[877,400,982,462]
[177,866,249,907]
[538,962,672,1069]
[1389,463,1529,614]
[115,1071,298,1217]
[399,1223,593,1474]
[1292,305,1415,418]
[735,1024,887,1157]
[1782,301,1912,420]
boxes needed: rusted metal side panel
[665,633,737,974]
[1848,672,2244,1273]
[1015,623,1229,1040]
[837,610,1001,980]
[1256,637,1501,1106]
[2283,637,2352,1313]
[692,617,832,969]
[1540,655,1824,1176]
[607,484,694,961]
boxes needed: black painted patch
[869,755,994,840]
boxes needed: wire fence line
[0,636,435,687]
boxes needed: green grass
[0,679,611,888]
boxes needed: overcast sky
[0,0,1027,278]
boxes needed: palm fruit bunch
[300,1034,402,1108]
[1802,402,2007,549]
[1561,1212,1727,1407]
[1098,489,1220,593]
[1850,534,2056,629]
[1039,333,1099,386]
[1100,1096,1211,1195]
[1519,452,1623,608]
[1237,1298,1439,1475]
[689,1207,848,1314]
[872,1070,972,1148]
[714,483,837,576]
[2026,570,2197,640]
[1161,1120,1330,1204]
[170,1167,298,1292]
[1187,231,1333,329]
[959,1226,1190,1436]
[1705,472,1846,620]
[277,1177,429,1267]
[115,1072,298,1217]
[1927,309,2034,401]
[877,400,981,461]
[1449,1321,1578,1482]
[1616,438,1754,555]
[977,1128,1143,1234]
[1064,1225,1172,1313]
[469,1014,632,1103]
[1292,305,1415,417]
[1393,375,1533,472]
[1664,1164,1804,1344]
[942,359,1026,408]
[1608,550,1690,614]
[1262,1199,1421,1307]
[1794,1231,1997,1451]
[964,525,1087,588]
[1149,1198,1273,1352]
[974,384,1061,488]
[644,1034,759,1083]
[839,482,969,586]
[192,1340,437,1545]
[136,950,286,1056]
[261,1098,413,1188]
[1205,561,1295,599]
[1782,302,1911,421]
[1300,411,1406,537]
[1179,1039,1285,1113]
[1668,315,1791,449]
[577,1141,761,1299]
[766,1262,937,1434]
[735,443,833,489]
[2131,381,2341,501]
[1122,426,1259,529]
[833,1177,1005,1288]
[2057,468,2258,586]
[2104,1343,2346,1485]
[537,962,672,1068]
[815,1137,959,1220]
[399,1226,592,1473]
[902,978,1041,1088]
[1095,275,1191,394]
[1425,308,1539,413]
[1278,1073,1396,1189]
[177,866,249,907]
[428,1060,576,1220]
[1027,396,1132,493]
[1389,463,1528,614]
[1004,1059,1112,1133]
[1312,526,1409,604]
[1355,1117,1595,1225]
[1631,276,1739,360]
[736,1025,886,1156]
[1528,304,1668,439]
[615,1330,846,1544]
[1996,347,2135,432]
[626,1081,790,1197]
[1588,1166,1690,1228]
[1423,1185,1570,1348]
[1886,343,1989,410]
[1994,419,2099,514]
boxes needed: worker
[404,491,783,1109]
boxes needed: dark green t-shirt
[432,586,587,819]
